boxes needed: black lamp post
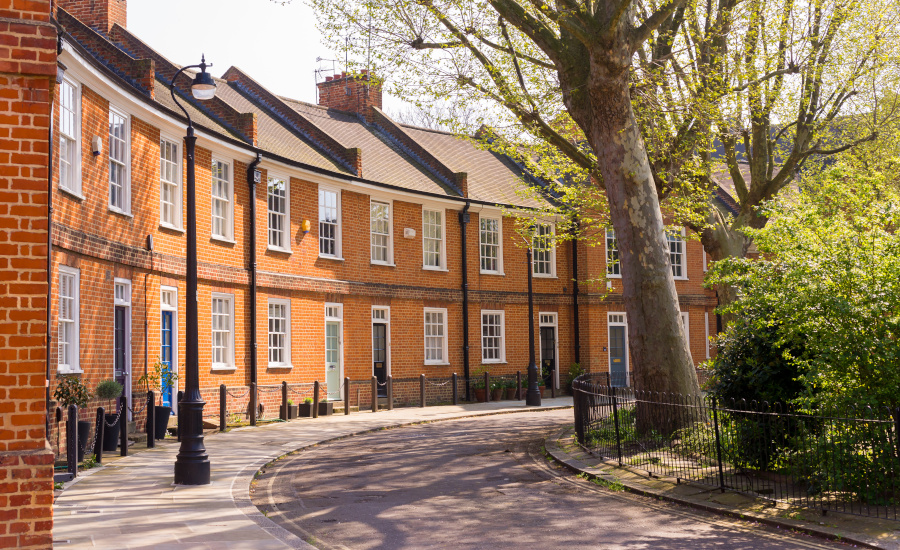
[525,246,541,406]
[170,55,217,486]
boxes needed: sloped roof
[402,125,547,208]
[281,98,455,196]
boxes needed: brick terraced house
[41,0,725,462]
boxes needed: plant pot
[76,420,91,462]
[288,405,298,419]
[491,388,503,401]
[154,406,172,440]
[505,387,518,400]
[538,386,545,398]
[297,403,314,418]
[474,388,487,402]
[102,413,120,452]
[318,402,334,416]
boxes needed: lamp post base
[173,397,210,485]
[526,360,542,407]
[525,389,542,406]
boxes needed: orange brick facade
[0,1,57,548]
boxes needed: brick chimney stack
[57,0,126,34]
[316,70,382,122]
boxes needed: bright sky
[128,0,402,110]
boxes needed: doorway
[114,279,131,417]
[608,313,628,387]
[160,287,178,413]
[539,313,558,389]
[325,304,343,401]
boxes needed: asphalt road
[252,409,847,550]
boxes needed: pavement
[252,409,847,549]
[52,397,575,549]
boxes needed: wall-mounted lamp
[302,220,311,233]
[91,136,102,156]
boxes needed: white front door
[325,303,343,401]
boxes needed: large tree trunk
[585,68,701,431]
[700,209,754,324]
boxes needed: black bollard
[344,377,350,415]
[177,389,185,441]
[452,373,458,405]
[147,391,155,448]
[387,376,393,411]
[119,395,128,457]
[313,381,320,419]
[371,376,378,412]
[484,371,490,403]
[250,382,257,426]
[517,371,522,400]
[94,407,105,464]
[66,404,77,477]
[281,381,288,421]
[219,384,226,432]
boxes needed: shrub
[95,379,123,403]
[54,375,90,409]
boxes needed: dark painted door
[114,305,127,392]
[373,323,387,397]
[540,326,556,389]
[161,310,173,408]
[609,325,628,387]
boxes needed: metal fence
[572,374,900,520]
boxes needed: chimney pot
[325,76,333,82]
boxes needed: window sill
[267,245,292,255]
[268,363,293,369]
[109,207,133,219]
[211,235,236,245]
[480,270,505,276]
[423,266,448,272]
[57,366,83,375]
[211,365,237,372]
[606,274,622,279]
[481,360,508,365]
[318,255,345,261]
[370,261,396,267]
[673,276,689,281]
[533,274,557,279]
[159,223,184,234]
[59,187,85,201]
[425,362,451,366]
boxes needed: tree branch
[630,0,688,55]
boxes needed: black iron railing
[572,374,900,520]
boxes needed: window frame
[210,157,234,242]
[318,185,342,259]
[58,77,82,198]
[606,228,621,278]
[107,105,131,215]
[479,215,504,275]
[480,309,506,364]
[266,173,291,253]
[159,134,183,231]
[532,223,556,278]
[267,297,291,368]
[422,208,446,270]
[370,198,394,265]
[57,265,81,374]
[423,307,449,365]
[210,292,235,371]
[667,227,688,280]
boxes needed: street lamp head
[191,54,217,101]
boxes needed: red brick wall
[56,0,125,34]
[0,1,56,548]
[316,72,382,121]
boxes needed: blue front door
[161,310,173,408]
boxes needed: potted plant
[297,397,315,418]
[472,377,487,402]
[490,379,503,401]
[136,358,179,440]
[318,399,334,416]
[94,379,123,452]
[53,375,91,462]
[282,399,298,420]
[504,378,518,400]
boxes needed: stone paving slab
[52,398,573,549]
[545,426,900,550]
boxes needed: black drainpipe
[572,237,581,365]
[247,153,262,425]
[459,202,471,401]
[46,35,64,441]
